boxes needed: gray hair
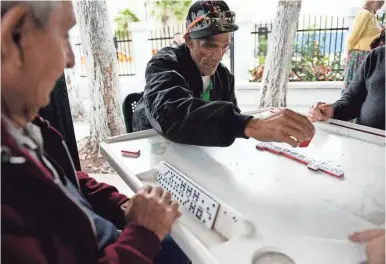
[1,1,59,27]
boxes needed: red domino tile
[256,146,265,151]
[299,133,315,148]
[121,150,141,158]
[121,150,140,155]
[255,144,343,180]
[297,159,308,165]
[267,148,281,154]
[282,153,296,160]
[322,170,343,178]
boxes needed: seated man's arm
[2,204,51,264]
[99,224,161,264]
[143,52,251,147]
[72,173,163,263]
[77,171,128,230]
[332,51,370,121]
[2,204,160,264]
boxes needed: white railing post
[130,21,152,93]
[233,19,255,82]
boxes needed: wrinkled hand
[120,200,131,211]
[307,102,334,122]
[349,229,385,264]
[245,108,315,148]
[124,185,181,241]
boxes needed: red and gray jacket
[1,116,161,264]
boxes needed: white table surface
[100,115,385,264]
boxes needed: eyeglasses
[186,11,236,33]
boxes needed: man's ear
[1,4,31,66]
[184,34,193,49]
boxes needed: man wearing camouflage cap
[133,0,314,148]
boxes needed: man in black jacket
[133,0,314,147]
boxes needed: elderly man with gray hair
[1,1,190,264]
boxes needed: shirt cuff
[232,113,253,139]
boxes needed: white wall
[76,76,342,115]
[235,81,342,112]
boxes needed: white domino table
[100,108,385,264]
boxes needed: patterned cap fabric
[186,0,238,39]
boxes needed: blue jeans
[154,235,191,264]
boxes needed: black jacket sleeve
[332,52,369,121]
[228,73,238,106]
[143,53,251,147]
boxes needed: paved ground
[74,120,90,141]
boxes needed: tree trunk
[259,0,302,108]
[162,5,168,27]
[75,0,124,154]
[64,68,85,121]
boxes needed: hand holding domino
[246,108,315,148]
[299,132,315,148]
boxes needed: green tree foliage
[114,8,140,32]
[150,0,192,26]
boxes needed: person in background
[170,32,184,47]
[133,0,314,148]
[343,0,384,93]
[307,46,385,130]
[309,47,385,264]
[370,27,385,49]
[1,1,190,264]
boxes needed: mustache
[206,61,220,66]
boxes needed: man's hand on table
[123,185,181,241]
[349,229,385,264]
[245,108,315,147]
[307,102,334,122]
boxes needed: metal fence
[149,24,186,53]
[250,13,385,82]
[73,13,385,80]
[72,36,86,77]
[230,32,235,74]
[74,31,135,77]
[114,31,135,76]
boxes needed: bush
[249,26,344,82]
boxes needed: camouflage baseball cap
[186,1,238,39]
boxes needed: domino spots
[156,162,220,229]
[256,142,344,178]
